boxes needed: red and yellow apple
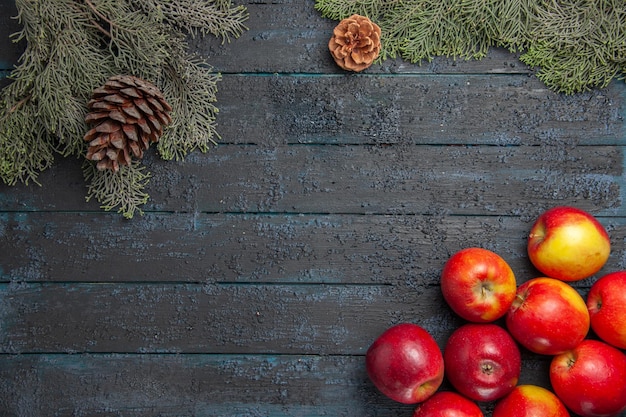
[366,323,444,404]
[440,247,517,323]
[443,323,521,402]
[506,277,589,355]
[527,206,610,281]
[492,385,569,417]
[586,270,626,349]
[412,391,484,417]
[550,339,626,417]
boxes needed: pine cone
[328,14,381,72]
[84,75,172,172]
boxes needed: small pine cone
[84,75,172,172]
[328,14,381,72]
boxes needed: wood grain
[0,282,463,355]
[1,212,625,286]
[1,0,625,416]
[194,1,534,75]
[213,74,626,146]
[0,144,624,215]
[0,353,551,417]
[0,0,22,71]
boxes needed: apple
[492,385,570,417]
[527,206,610,281]
[550,339,626,417]
[412,391,484,417]
[441,247,517,323]
[366,323,444,404]
[586,270,626,349]
[443,323,521,402]
[506,277,589,355]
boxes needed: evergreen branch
[158,50,221,161]
[0,101,56,186]
[314,0,626,93]
[83,0,171,80]
[314,0,401,22]
[521,42,621,94]
[83,159,151,219]
[521,0,626,93]
[1,0,248,216]
[84,0,114,38]
[137,0,249,43]
[383,0,492,63]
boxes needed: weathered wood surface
[1,0,626,416]
[1,145,623,215]
[2,212,626,286]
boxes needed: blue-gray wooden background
[1,1,626,416]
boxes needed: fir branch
[383,0,493,63]
[315,0,626,94]
[1,0,248,216]
[314,0,400,22]
[158,50,221,161]
[83,159,151,219]
[456,0,533,51]
[521,42,621,94]
[521,0,626,93]
[137,0,249,43]
[84,0,171,80]
[0,101,56,186]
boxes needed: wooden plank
[213,74,626,146]
[2,212,625,285]
[0,0,23,71]
[0,0,533,76]
[0,0,532,76]
[194,1,533,75]
[0,144,623,215]
[1,45,621,149]
[0,281,608,356]
[179,144,624,215]
[0,282,467,355]
[0,353,552,417]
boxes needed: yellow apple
[527,206,610,281]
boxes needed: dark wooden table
[1,1,626,416]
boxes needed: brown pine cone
[84,75,172,172]
[328,14,381,72]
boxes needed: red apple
[366,323,444,404]
[550,339,626,417]
[412,391,484,417]
[506,277,589,355]
[492,385,570,417]
[587,271,626,349]
[441,247,517,323]
[527,206,610,281]
[444,323,521,402]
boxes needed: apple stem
[482,363,494,375]
[567,357,576,368]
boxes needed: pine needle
[0,0,248,217]
[315,0,626,93]
[83,160,151,219]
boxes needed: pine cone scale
[84,75,172,172]
[120,87,142,98]
[123,124,139,142]
[108,110,127,124]
[147,115,162,133]
[85,112,109,123]
[129,141,142,158]
[134,99,154,116]
[103,94,126,105]
[122,105,142,120]
[110,130,125,149]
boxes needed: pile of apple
[365,206,626,417]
